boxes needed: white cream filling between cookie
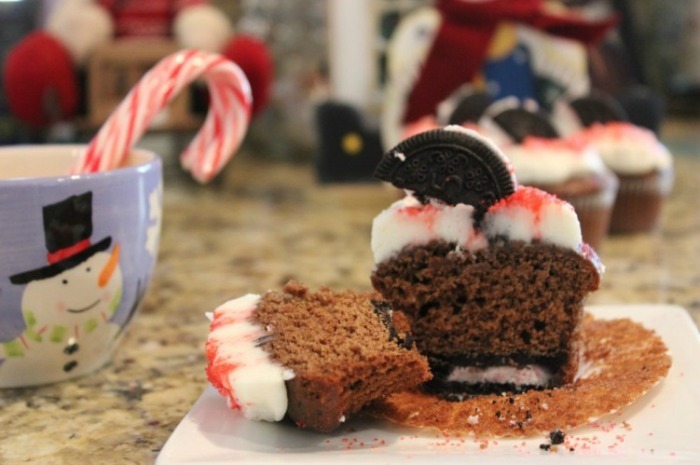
[447,364,554,387]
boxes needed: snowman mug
[0,145,162,388]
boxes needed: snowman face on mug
[21,250,123,327]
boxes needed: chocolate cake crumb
[371,300,415,350]
[282,280,308,298]
[539,443,551,451]
[549,429,565,445]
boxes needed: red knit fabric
[99,0,206,37]
[3,32,78,127]
[403,0,618,124]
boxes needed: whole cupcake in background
[575,122,673,234]
[501,136,618,251]
[479,98,617,250]
[554,93,674,234]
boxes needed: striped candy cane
[72,49,252,183]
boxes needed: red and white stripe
[73,49,252,183]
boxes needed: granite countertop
[1,121,699,463]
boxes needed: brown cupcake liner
[369,315,671,438]
[609,168,674,234]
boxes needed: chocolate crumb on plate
[549,429,565,445]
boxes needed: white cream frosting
[578,123,672,175]
[207,294,295,422]
[502,137,609,185]
[482,189,583,249]
[371,196,487,264]
[371,187,584,265]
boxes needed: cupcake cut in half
[205,281,431,433]
[372,126,602,397]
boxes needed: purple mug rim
[0,145,161,184]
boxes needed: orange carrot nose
[99,243,120,287]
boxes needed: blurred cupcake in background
[476,96,562,149]
[575,122,673,234]
[476,97,618,251]
[401,89,494,140]
[401,88,495,140]
[501,136,618,251]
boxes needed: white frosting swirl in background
[576,122,672,176]
[502,136,610,185]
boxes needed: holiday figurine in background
[3,0,273,129]
[381,0,619,149]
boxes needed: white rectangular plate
[156,305,700,464]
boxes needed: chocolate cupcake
[576,122,673,234]
[500,136,618,251]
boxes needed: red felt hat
[3,32,78,127]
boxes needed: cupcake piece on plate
[205,281,431,433]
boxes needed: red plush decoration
[3,0,274,128]
[404,0,618,124]
[3,32,78,127]
[222,35,274,117]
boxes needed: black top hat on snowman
[10,192,111,285]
